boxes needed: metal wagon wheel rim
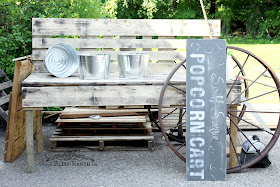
[158,46,280,173]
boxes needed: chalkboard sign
[186,39,227,181]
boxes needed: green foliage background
[0,0,109,79]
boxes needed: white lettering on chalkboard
[190,99,205,108]
[190,170,204,179]
[190,137,205,147]
[190,76,205,86]
[188,53,207,180]
[190,111,205,120]
[190,122,205,133]
[190,148,204,157]
[190,87,205,97]
[190,54,205,63]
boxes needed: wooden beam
[25,110,34,173]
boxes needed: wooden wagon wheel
[158,46,280,173]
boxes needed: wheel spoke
[167,122,186,131]
[168,83,186,93]
[228,110,280,114]
[228,112,274,136]
[230,88,280,106]
[161,108,178,121]
[229,69,268,105]
[227,54,249,98]
[177,142,186,151]
[227,114,262,155]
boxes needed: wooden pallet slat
[32,18,221,36]
[4,57,42,162]
[50,111,154,151]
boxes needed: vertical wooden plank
[35,110,43,153]
[142,36,152,63]
[99,141,104,151]
[4,93,13,161]
[103,36,113,63]
[26,110,34,173]
[229,105,238,167]
[120,36,136,51]
[148,140,153,151]
[157,36,174,63]
[81,36,97,52]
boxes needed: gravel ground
[0,125,279,187]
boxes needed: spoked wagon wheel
[158,46,280,173]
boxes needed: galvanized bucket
[45,43,79,78]
[79,54,110,79]
[117,53,149,78]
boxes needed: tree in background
[112,0,280,39]
[0,0,110,78]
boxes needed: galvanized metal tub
[117,53,149,78]
[45,43,79,78]
[79,54,110,79]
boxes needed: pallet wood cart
[22,18,280,174]
[22,18,220,173]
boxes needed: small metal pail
[79,54,110,79]
[117,53,149,78]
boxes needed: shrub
[0,0,109,79]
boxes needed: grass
[228,44,280,104]
[228,44,280,75]
[177,43,280,103]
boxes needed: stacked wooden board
[4,56,42,162]
[49,107,154,151]
[0,69,13,122]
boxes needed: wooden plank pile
[4,56,42,162]
[49,107,154,151]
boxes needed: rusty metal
[158,46,280,173]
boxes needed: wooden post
[99,141,104,151]
[229,105,238,168]
[36,110,43,153]
[178,108,184,139]
[26,110,34,173]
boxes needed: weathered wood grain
[23,63,186,86]
[56,116,146,123]
[4,58,39,163]
[32,49,185,61]
[158,36,175,63]
[25,110,34,173]
[0,95,10,106]
[32,18,221,37]
[22,85,186,107]
[0,80,13,91]
[33,38,186,49]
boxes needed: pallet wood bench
[22,18,221,172]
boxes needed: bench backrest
[32,18,221,73]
